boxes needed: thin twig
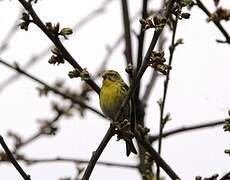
[0,135,31,180]
[16,156,138,169]
[156,15,179,180]
[134,0,150,177]
[82,126,116,180]
[121,0,133,66]
[149,120,225,143]
[196,0,230,44]
[0,1,112,92]
[0,59,105,118]
[134,0,148,100]
[15,104,74,151]
[0,48,48,92]
[141,0,167,106]
[136,0,148,72]
[17,0,100,94]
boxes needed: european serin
[99,70,137,156]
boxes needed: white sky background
[0,0,230,179]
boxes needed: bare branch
[0,59,105,118]
[134,130,180,179]
[17,0,100,93]
[17,156,138,169]
[0,135,31,180]
[121,0,133,67]
[82,126,116,180]
[156,15,179,180]
[219,171,230,180]
[14,104,74,151]
[149,120,225,143]
[0,1,112,92]
[196,0,230,44]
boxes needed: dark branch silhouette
[0,135,31,180]
[149,120,225,143]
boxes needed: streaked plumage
[99,70,137,156]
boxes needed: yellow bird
[99,70,137,156]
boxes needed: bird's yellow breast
[100,80,127,120]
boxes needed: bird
[99,70,137,156]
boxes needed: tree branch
[136,0,148,73]
[219,171,230,180]
[196,0,230,44]
[157,15,179,180]
[0,135,31,180]
[14,104,74,151]
[0,58,105,118]
[134,130,180,179]
[134,0,148,106]
[17,0,100,94]
[0,1,112,92]
[16,156,138,169]
[149,120,225,143]
[82,126,116,180]
[114,0,176,123]
[121,0,133,66]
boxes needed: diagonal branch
[134,130,180,179]
[196,0,230,44]
[149,119,225,143]
[82,126,116,180]
[0,0,112,92]
[14,104,74,151]
[17,0,100,94]
[0,58,105,118]
[0,135,31,180]
[219,171,230,180]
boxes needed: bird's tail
[125,139,137,156]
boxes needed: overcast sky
[0,0,230,180]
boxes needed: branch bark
[157,15,179,180]
[121,0,133,66]
[82,126,116,180]
[0,59,105,118]
[196,0,230,44]
[149,120,225,143]
[17,0,100,94]
[0,135,31,180]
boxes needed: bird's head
[102,70,122,83]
